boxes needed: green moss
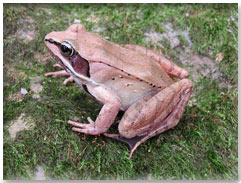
[185,4,238,83]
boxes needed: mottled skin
[44,24,193,158]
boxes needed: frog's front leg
[68,86,121,135]
[44,65,74,85]
[106,79,193,158]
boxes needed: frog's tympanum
[44,24,193,158]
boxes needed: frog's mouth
[45,38,67,68]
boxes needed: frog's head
[44,24,86,66]
[44,24,91,82]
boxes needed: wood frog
[44,24,193,158]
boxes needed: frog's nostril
[45,38,55,43]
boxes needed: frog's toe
[72,127,90,134]
[71,126,102,135]
[87,117,95,124]
[53,63,63,69]
[67,120,89,128]
[63,76,74,85]
[44,70,70,77]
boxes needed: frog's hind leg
[104,86,190,156]
[117,79,193,158]
[129,83,192,157]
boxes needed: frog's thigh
[122,44,188,79]
[118,79,193,140]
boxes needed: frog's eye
[60,41,75,57]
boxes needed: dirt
[30,76,43,99]
[86,14,100,23]
[8,113,35,139]
[34,52,52,64]
[4,64,27,82]
[7,88,28,102]
[7,92,24,102]
[34,166,46,180]
[143,23,192,49]
[15,17,36,44]
[143,23,233,90]
[176,47,233,89]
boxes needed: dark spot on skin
[82,84,90,94]
[127,84,130,86]
[152,85,156,87]
[128,74,131,76]
[112,77,115,80]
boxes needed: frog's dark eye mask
[45,38,90,78]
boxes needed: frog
[44,24,193,158]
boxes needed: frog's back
[76,31,174,88]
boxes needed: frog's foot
[68,117,108,135]
[68,119,102,135]
[44,70,74,85]
[104,133,146,151]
